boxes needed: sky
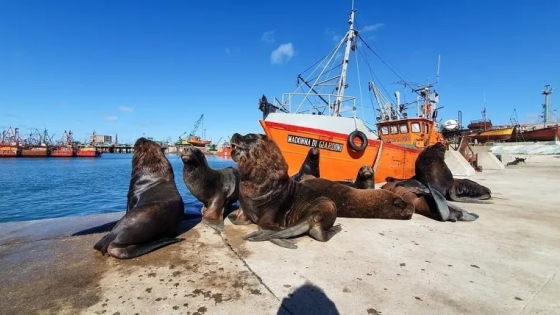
[1,0,560,144]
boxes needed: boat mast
[542,84,553,128]
[333,1,358,116]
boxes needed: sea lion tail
[448,197,494,204]
[107,237,184,259]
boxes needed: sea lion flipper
[426,182,450,222]
[202,218,225,232]
[227,210,252,225]
[397,179,431,195]
[447,203,480,222]
[308,223,342,242]
[269,238,298,249]
[245,220,311,242]
[107,237,184,259]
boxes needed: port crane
[177,114,204,145]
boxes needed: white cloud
[104,115,118,122]
[261,30,275,43]
[270,43,295,65]
[118,106,133,113]
[333,35,341,43]
[361,23,384,33]
[225,48,231,55]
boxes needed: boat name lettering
[287,135,344,153]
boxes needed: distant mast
[333,2,358,116]
[542,84,553,128]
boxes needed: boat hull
[521,126,560,142]
[51,148,74,157]
[468,127,514,143]
[0,146,20,158]
[76,148,102,157]
[260,120,420,183]
[21,148,50,157]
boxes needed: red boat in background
[76,147,102,157]
[0,127,23,158]
[521,125,560,142]
[51,146,75,157]
[51,130,76,157]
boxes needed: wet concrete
[1,155,559,315]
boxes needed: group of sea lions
[93,134,494,258]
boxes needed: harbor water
[0,153,236,223]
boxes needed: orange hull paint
[51,147,75,157]
[260,120,420,183]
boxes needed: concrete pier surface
[1,156,560,315]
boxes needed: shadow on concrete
[277,282,340,315]
[71,212,202,236]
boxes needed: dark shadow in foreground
[277,283,340,315]
[71,212,202,236]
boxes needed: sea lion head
[356,165,373,181]
[132,137,172,178]
[420,142,446,161]
[180,146,208,169]
[230,132,288,177]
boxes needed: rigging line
[299,36,346,89]
[354,46,364,126]
[356,12,413,84]
[357,35,415,94]
[357,43,396,104]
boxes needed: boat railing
[276,92,356,116]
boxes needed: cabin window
[423,123,429,134]
[380,126,389,135]
[390,125,399,134]
[411,122,421,133]
[399,123,408,134]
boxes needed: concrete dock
[1,156,559,315]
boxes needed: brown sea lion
[290,147,320,182]
[385,142,493,204]
[381,180,479,222]
[93,138,185,259]
[336,165,375,189]
[230,132,341,249]
[181,146,239,231]
[300,177,414,219]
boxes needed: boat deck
[1,156,559,315]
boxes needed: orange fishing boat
[51,130,76,157]
[256,3,445,183]
[466,107,514,143]
[0,145,20,158]
[187,135,211,147]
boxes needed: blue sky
[1,0,559,144]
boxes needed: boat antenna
[542,84,553,128]
[333,2,358,116]
[436,55,441,84]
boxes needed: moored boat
[255,3,445,183]
[51,146,75,157]
[0,146,21,158]
[520,85,558,142]
[21,146,50,157]
[76,147,102,157]
[468,126,515,143]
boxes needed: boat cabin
[377,118,443,149]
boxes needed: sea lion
[381,180,479,222]
[385,142,493,204]
[336,165,375,189]
[300,176,414,219]
[230,132,341,249]
[290,147,320,182]
[93,138,185,259]
[181,146,239,231]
